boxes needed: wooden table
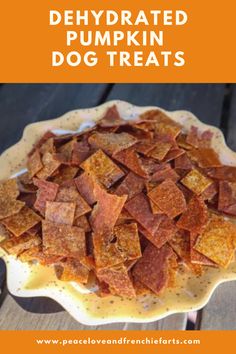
[0,83,236,330]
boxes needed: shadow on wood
[9,295,64,314]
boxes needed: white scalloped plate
[1,100,236,326]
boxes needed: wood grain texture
[199,84,236,330]
[0,84,231,330]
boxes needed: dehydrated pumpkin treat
[42,220,86,259]
[36,152,61,180]
[88,132,137,155]
[0,179,25,220]
[55,183,91,218]
[80,149,124,188]
[1,206,41,237]
[33,178,59,215]
[177,195,208,234]
[45,201,76,226]
[194,215,236,268]
[55,258,89,284]
[90,182,127,234]
[96,264,136,298]
[1,106,236,299]
[132,243,177,295]
[148,179,187,218]
[1,233,41,256]
[113,146,147,178]
[181,169,213,195]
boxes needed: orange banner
[0,330,234,354]
[0,0,236,82]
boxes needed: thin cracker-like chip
[148,179,186,218]
[187,148,222,168]
[201,181,218,202]
[186,126,214,149]
[71,140,91,165]
[206,166,236,182]
[21,246,63,266]
[27,149,43,178]
[139,215,176,248]
[176,134,193,150]
[0,233,41,256]
[169,229,190,263]
[174,153,193,170]
[151,163,180,183]
[177,196,208,233]
[169,230,203,275]
[181,169,213,195]
[53,166,78,185]
[218,181,236,215]
[57,140,75,164]
[74,215,91,232]
[115,172,145,200]
[135,141,157,155]
[45,201,76,225]
[42,220,86,259]
[116,209,134,225]
[113,147,147,178]
[140,110,181,139]
[194,215,236,268]
[56,183,91,218]
[97,264,136,298]
[147,141,172,161]
[0,179,25,220]
[98,105,126,127]
[139,156,160,175]
[88,132,137,155]
[132,243,176,295]
[29,131,56,156]
[33,178,59,215]
[39,137,55,155]
[199,130,214,148]
[0,199,24,221]
[190,232,216,266]
[90,183,127,234]
[36,152,61,179]
[186,126,199,148]
[93,232,123,269]
[125,193,163,236]
[75,172,96,205]
[2,206,41,237]
[163,147,185,163]
[114,223,141,261]
[81,149,125,188]
[146,182,164,214]
[55,258,89,284]
[0,224,12,242]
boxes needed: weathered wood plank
[107,84,226,126]
[199,84,236,330]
